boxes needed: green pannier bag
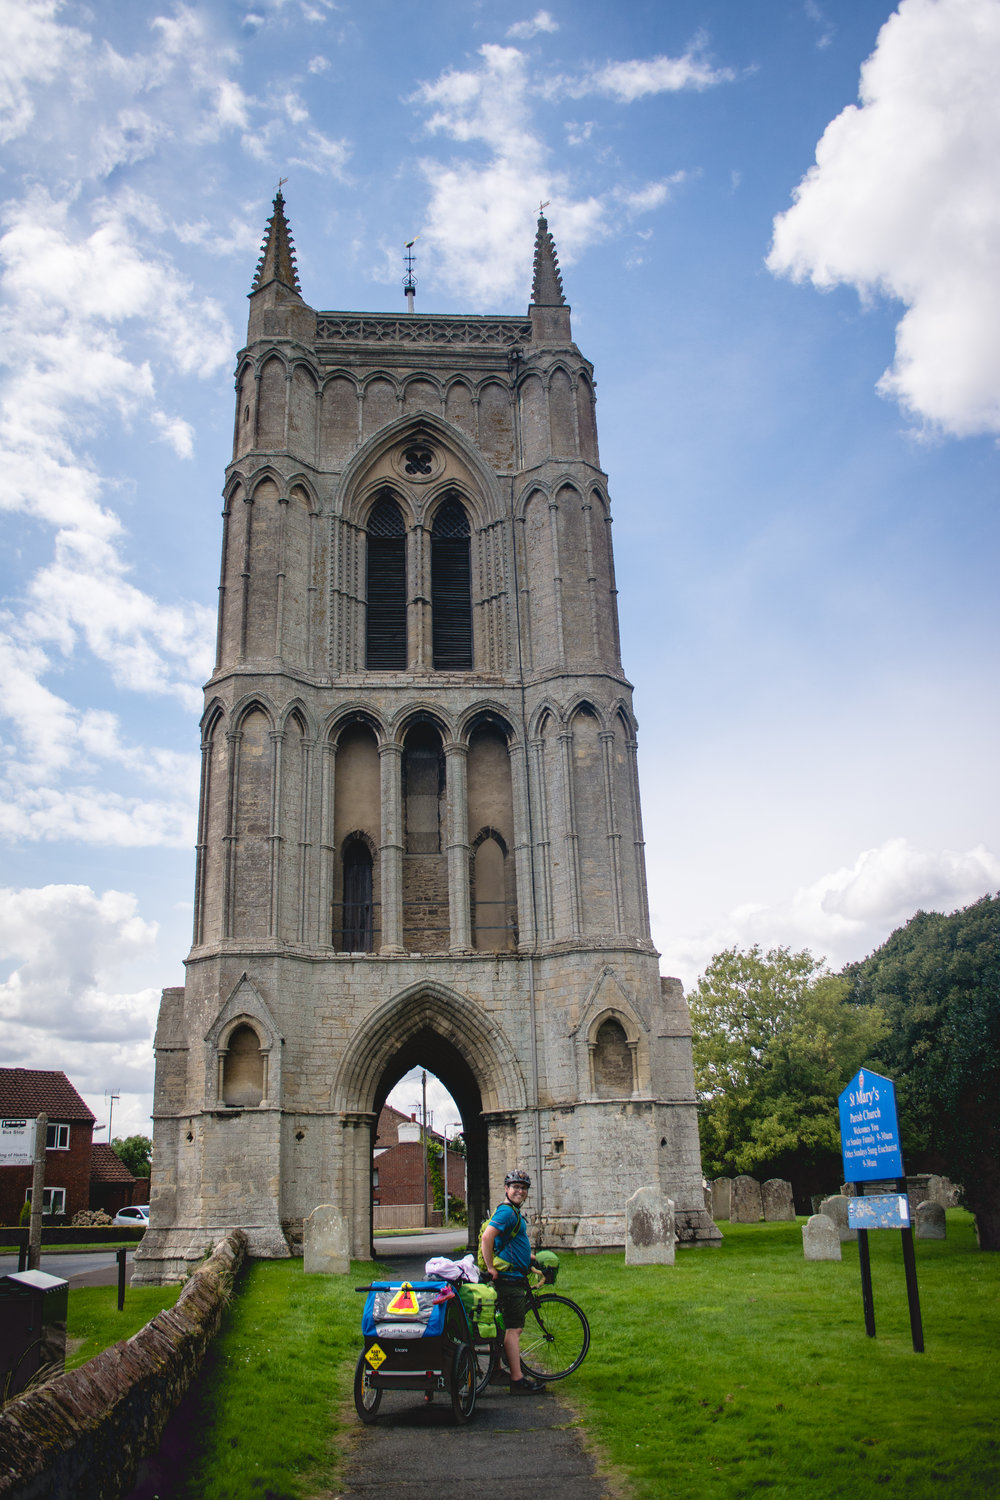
[457,1280,500,1339]
[534,1249,559,1284]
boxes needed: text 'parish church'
[134,194,718,1282]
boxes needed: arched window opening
[403,723,447,951]
[472,832,511,951]
[222,1024,265,1107]
[404,725,443,855]
[593,1018,633,1098]
[342,837,374,952]
[366,494,406,669]
[431,496,472,670]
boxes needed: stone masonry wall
[0,1231,247,1500]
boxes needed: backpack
[477,1203,523,1277]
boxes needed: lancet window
[431,495,472,670]
[366,494,406,669]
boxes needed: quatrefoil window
[403,445,434,475]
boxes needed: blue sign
[838,1067,904,1183]
[848,1194,910,1230]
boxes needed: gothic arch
[325,705,387,745]
[570,968,650,1098]
[336,411,506,528]
[278,699,314,737]
[458,704,517,746]
[205,974,284,1108]
[391,704,454,743]
[331,980,527,1116]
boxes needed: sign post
[837,1068,923,1352]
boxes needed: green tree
[843,893,1000,1249]
[112,1134,153,1178]
[690,944,888,1208]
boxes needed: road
[0,1251,133,1285]
[372,1227,470,1265]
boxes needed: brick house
[373,1105,466,1214]
[0,1069,96,1224]
[90,1142,139,1218]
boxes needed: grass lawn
[67,1211,998,1499]
[65,1283,182,1371]
[564,1211,999,1499]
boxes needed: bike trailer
[355,1280,478,1423]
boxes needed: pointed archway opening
[370,1028,488,1256]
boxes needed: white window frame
[46,1123,70,1150]
[25,1186,67,1215]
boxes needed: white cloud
[768,0,1000,437]
[616,174,687,216]
[411,45,608,303]
[804,0,835,49]
[507,10,559,41]
[0,0,88,144]
[660,837,1000,987]
[152,410,196,458]
[0,884,158,1039]
[582,51,735,103]
[308,54,331,74]
[0,884,160,1131]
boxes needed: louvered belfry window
[366,494,406,669]
[431,495,472,669]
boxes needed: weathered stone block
[762,1178,795,1221]
[303,1203,350,1273]
[803,1214,841,1261]
[625,1186,675,1266]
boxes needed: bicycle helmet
[504,1168,531,1188]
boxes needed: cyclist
[481,1167,547,1395]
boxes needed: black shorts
[495,1277,528,1331]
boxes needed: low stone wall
[0,1229,247,1500]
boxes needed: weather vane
[277,176,288,192]
[403,235,419,313]
[539,199,550,214]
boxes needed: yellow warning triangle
[385,1281,420,1316]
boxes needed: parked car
[112,1205,150,1228]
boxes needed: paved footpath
[336,1249,613,1500]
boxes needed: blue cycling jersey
[488,1201,531,1276]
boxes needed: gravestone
[927,1174,960,1208]
[625,1185,676,1265]
[303,1204,349,1274]
[711,1177,732,1221]
[818,1194,857,1243]
[762,1179,795,1221]
[703,1185,713,1216]
[915,1200,946,1240]
[730,1176,763,1223]
[802,1214,841,1261]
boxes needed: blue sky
[1,0,997,1139]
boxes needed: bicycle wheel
[518,1294,590,1380]
[450,1344,477,1423]
[353,1352,383,1423]
[472,1336,501,1395]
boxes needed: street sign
[838,1067,903,1182]
[0,1119,36,1168]
[848,1194,910,1230]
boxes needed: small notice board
[0,1119,36,1168]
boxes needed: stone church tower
[134,193,717,1282]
